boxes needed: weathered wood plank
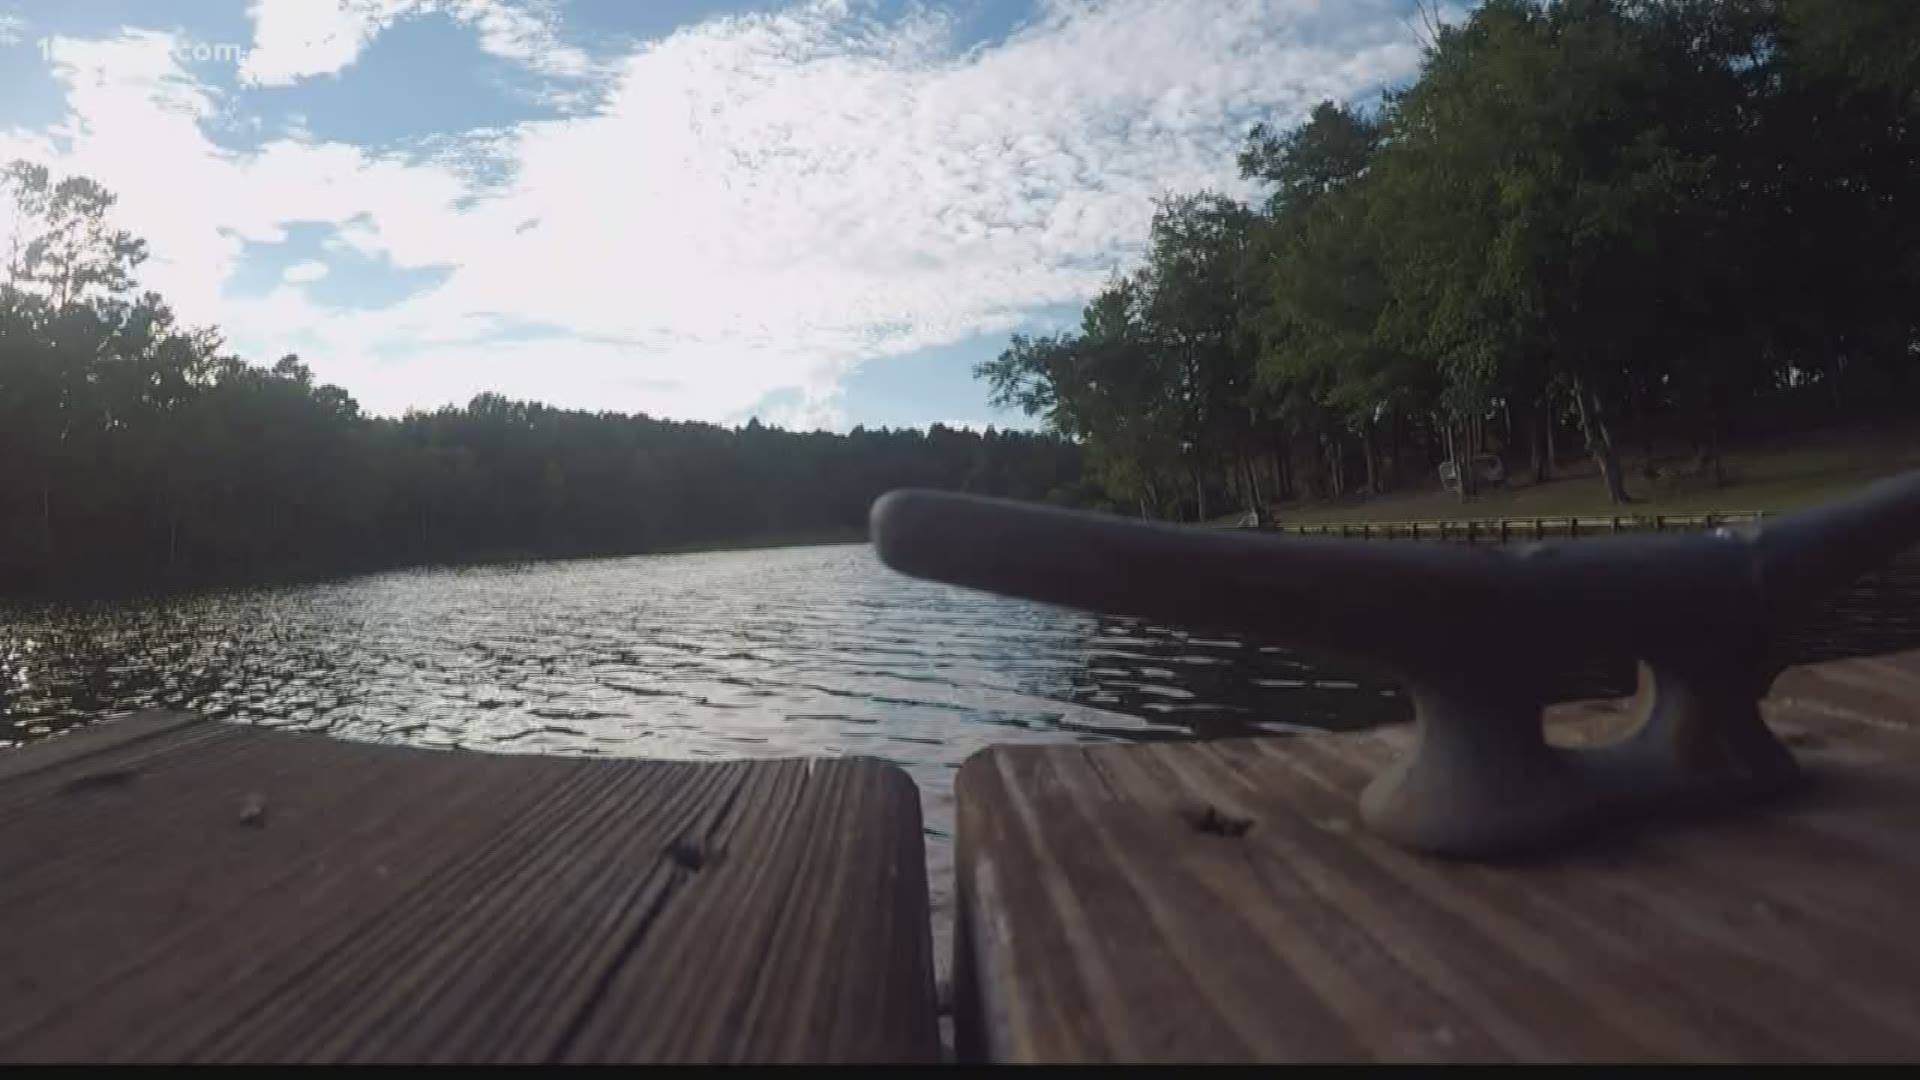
[955,650,1920,1062]
[0,714,938,1063]
[0,709,211,785]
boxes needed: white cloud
[754,383,851,434]
[0,13,26,47]
[239,0,419,87]
[447,0,596,79]
[240,0,598,88]
[26,31,471,328]
[282,259,330,284]
[9,0,1428,427]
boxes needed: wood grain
[0,715,938,1063]
[954,648,1920,1062]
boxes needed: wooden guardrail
[1252,510,1764,541]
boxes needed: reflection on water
[0,545,1424,758]
[4,541,1920,965]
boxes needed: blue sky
[0,0,1434,431]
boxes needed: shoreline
[0,529,870,606]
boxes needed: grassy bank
[1253,424,1920,526]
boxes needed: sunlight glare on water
[0,542,1408,963]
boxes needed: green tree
[1372,0,1703,504]
[2,160,148,308]
[1783,0,1920,107]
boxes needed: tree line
[978,0,1920,521]
[0,162,1086,596]
[5,0,1915,596]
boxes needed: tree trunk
[1190,467,1207,522]
[1573,381,1630,505]
[1361,427,1378,495]
[1529,403,1546,484]
[1387,415,1402,492]
[1241,456,1266,526]
[1544,399,1557,480]
[1323,435,1344,499]
[1696,404,1724,486]
[1458,419,1477,503]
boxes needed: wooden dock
[0,715,938,1063]
[950,647,1920,1062]
[9,647,1920,1061]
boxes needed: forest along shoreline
[5,1,1919,603]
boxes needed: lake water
[5,540,1920,968]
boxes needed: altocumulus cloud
[239,0,594,86]
[282,259,330,285]
[1,0,1431,429]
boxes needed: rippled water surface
[0,543,1408,952]
[6,541,1920,960]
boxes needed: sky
[0,0,1438,432]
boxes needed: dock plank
[953,649,1920,1062]
[0,715,938,1063]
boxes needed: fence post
[1534,518,1544,540]
[1363,524,1373,539]
[1569,518,1580,539]
[1499,520,1509,543]
[1703,512,1716,531]
[1655,515,1665,532]
[1611,516,1621,534]
[1439,521,1450,542]
[1466,520,1477,544]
